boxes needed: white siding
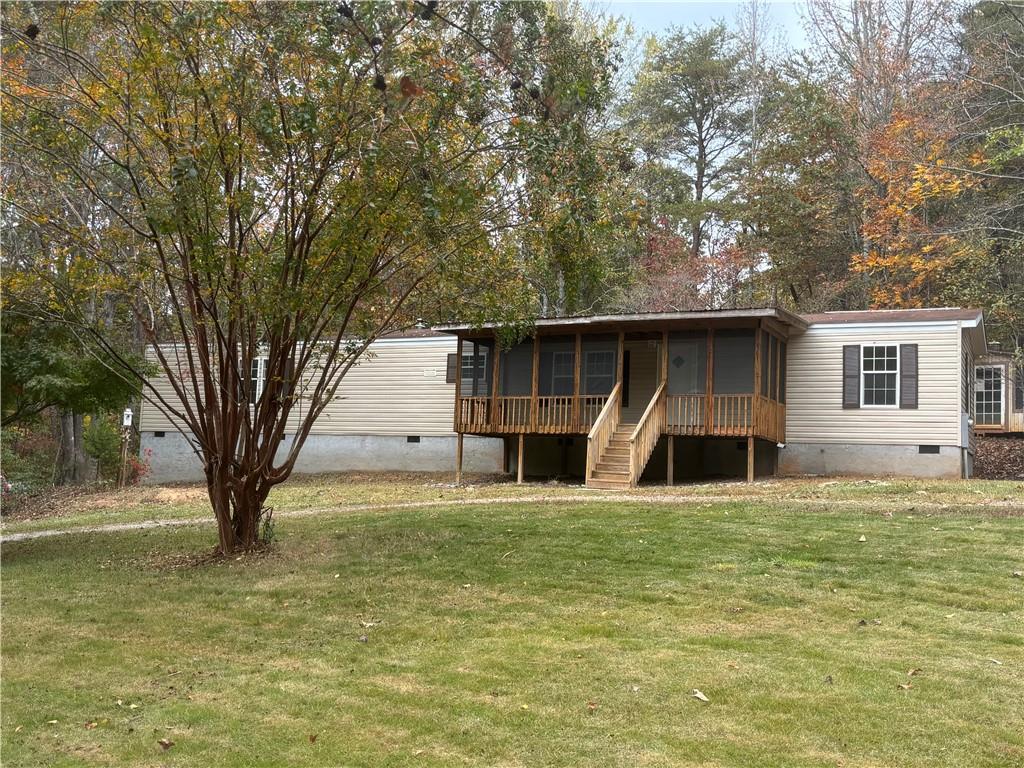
[140,337,461,437]
[786,322,961,446]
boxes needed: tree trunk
[56,410,77,485]
[206,467,268,554]
[73,413,92,482]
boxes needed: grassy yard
[2,485,1023,766]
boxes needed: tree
[625,24,749,267]
[1,2,621,552]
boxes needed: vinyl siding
[786,322,961,446]
[140,337,461,437]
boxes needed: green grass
[2,473,1022,535]
[2,494,1023,766]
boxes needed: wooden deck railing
[629,382,667,487]
[586,382,621,484]
[664,394,785,442]
[458,391,785,443]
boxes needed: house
[441,307,987,486]
[138,307,987,484]
[973,348,1023,434]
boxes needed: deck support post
[747,436,755,483]
[517,433,525,484]
[454,336,463,431]
[455,433,464,485]
[667,435,674,486]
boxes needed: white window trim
[860,343,900,409]
[974,364,1005,427]
[250,356,269,401]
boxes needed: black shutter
[445,353,458,384]
[1015,365,1023,411]
[900,344,918,409]
[842,345,860,409]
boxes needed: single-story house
[139,306,988,484]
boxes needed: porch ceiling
[437,307,808,338]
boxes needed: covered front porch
[442,309,806,487]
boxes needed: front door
[621,339,660,423]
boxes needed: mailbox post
[118,408,134,488]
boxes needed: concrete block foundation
[140,431,504,484]
[778,442,963,479]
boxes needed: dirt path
[3,491,1021,543]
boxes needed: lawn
[2,486,1023,766]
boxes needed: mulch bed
[974,434,1024,480]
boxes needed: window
[584,350,615,394]
[250,356,268,400]
[975,365,1004,426]
[551,350,574,395]
[1015,364,1023,412]
[461,350,488,395]
[862,345,898,406]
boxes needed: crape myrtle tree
[1,1,622,552]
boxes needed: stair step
[589,466,626,479]
[587,477,632,490]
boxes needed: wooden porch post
[617,331,625,385]
[667,436,674,486]
[747,436,755,483]
[705,329,715,433]
[661,330,669,384]
[517,433,525,484]
[491,337,500,431]
[531,335,540,432]
[753,323,761,437]
[573,333,582,431]
[455,432,464,485]
[454,336,463,431]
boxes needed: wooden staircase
[587,422,637,489]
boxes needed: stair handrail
[586,382,622,484]
[629,382,667,486]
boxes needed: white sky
[598,1,811,51]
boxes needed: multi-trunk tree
[1,1,622,552]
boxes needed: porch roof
[437,307,808,337]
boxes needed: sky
[597,1,812,51]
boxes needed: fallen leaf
[858,535,867,542]
[1012,571,1022,578]
[85,722,98,730]
[158,738,175,751]
[989,658,1003,665]
[15,725,22,733]
[897,683,912,690]
[357,635,368,643]
[46,720,58,725]
[691,689,710,703]
[907,668,923,676]
[824,675,834,685]
[308,734,318,743]
[586,701,598,712]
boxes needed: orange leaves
[852,108,982,306]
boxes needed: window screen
[539,336,575,396]
[667,331,706,395]
[713,330,755,395]
[581,336,617,395]
[862,345,898,406]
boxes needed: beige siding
[621,339,661,423]
[786,323,961,446]
[310,337,456,436]
[140,337,460,437]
